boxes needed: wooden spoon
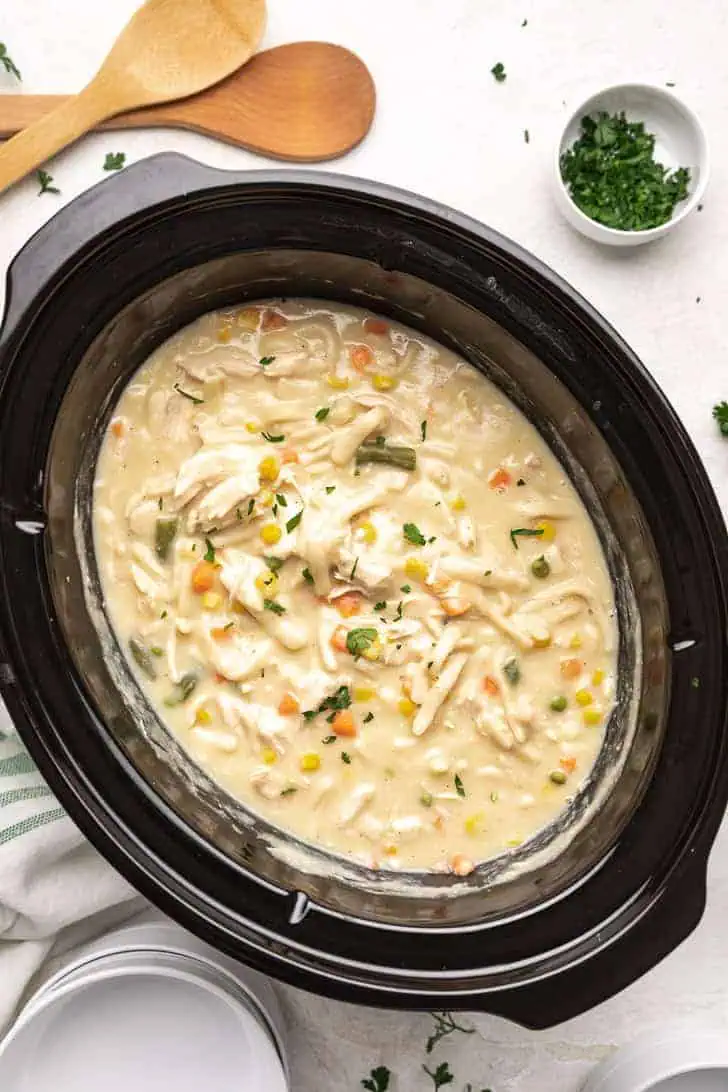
[0,0,266,194]
[0,43,376,163]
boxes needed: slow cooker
[0,155,726,1027]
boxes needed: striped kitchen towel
[0,701,141,1035]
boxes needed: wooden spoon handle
[0,85,108,193]
[0,95,192,138]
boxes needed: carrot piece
[211,625,233,641]
[451,853,475,876]
[330,626,349,652]
[560,756,577,773]
[110,418,125,438]
[335,592,364,618]
[281,448,299,464]
[191,560,216,594]
[332,709,357,737]
[442,597,471,617]
[363,317,388,336]
[488,467,512,490]
[349,344,374,373]
[430,577,453,597]
[278,692,300,716]
[483,675,500,697]
[560,658,583,680]
[214,672,227,684]
[261,309,287,331]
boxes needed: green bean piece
[355,443,417,471]
[155,516,178,560]
[129,637,157,680]
[503,658,521,686]
[531,554,550,579]
[550,695,568,712]
[164,671,199,707]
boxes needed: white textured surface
[1,1,728,1089]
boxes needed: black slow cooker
[0,155,726,1027]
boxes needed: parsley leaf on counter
[362,1067,390,1092]
[423,1062,455,1090]
[0,43,21,80]
[491,62,507,82]
[36,169,59,196]
[713,401,728,436]
[103,152,126,171]
[426,1012,476,1054]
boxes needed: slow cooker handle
[0,153,238,351]
[480,866,708,1028]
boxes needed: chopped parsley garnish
[103,152,126,171]
[713,401,728,436]
[259,355,276,366]
[247,498,255,516]
[319,686,352,714]
[400,584,411,594]
[173,383,203,404]
[341,751,352,764]
[280,787,298,796]
[521,17,528,26]
[263,598,286,615]
[37,169,60,196]
[516,477,526,486]
[350,557,359,580]
[315,407,330,421]
[375,434,386,446]
[374,601,387,612]
[454,774,465,797]
[420,420,427,441]
[203,538,216,562]
[275,492,288,507]
[394,601,404,621]
[491,61,507,82]
[286,510,303,533]
[363,711,374,723]
[362,1066,390,1092]
[223,621,235,631]
[264,556,284,572]
[504,657,521,685]
[322,735,337,744]
[325,485,336,494]
[346,627,378,659]
[0,43,21,80]
[524,129,530,144]
[302,567,314,584]
[160,610,168,619]
[261,431,285,443]
[560,112,691,231]
[510,526,544,549]
[403,522,426,546]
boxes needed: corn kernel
[195,708,212,726]
[383,844,398,856]
[404,557,429,580]
[464,812,484,836]
[592,669,605,685]
[255,571,279,596]
[262,747,277,765]
[371,373,398,391]
[245,421,259,433]
[583,708,602,726]
[533,634,552,648]
[398,697,417,718]
[569,633,583,649]
[358,520,377,544]
[449,494,467,511]
[260,523,282,546]
[326,373,350,390]
[235,308,259,331]
[361,637,382,662]
[258,456,280,482]
[216,326,232,343]
[535,520,556,542]
[575,689,593,706]
[300,752,321,772]
[353,686,376,702]
[202,592,222,610]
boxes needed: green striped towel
[0,703,140,1034]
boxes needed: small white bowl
[582,1029,728,1091]
[555,83,709,246]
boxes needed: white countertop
[2,1,727,1088]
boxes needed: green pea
[550,695,568,712]
[420,791,433,808]
[531,555,550,579]
[549,769,567,785]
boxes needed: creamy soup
[93,300,616,873]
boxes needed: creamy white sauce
[93,300,616,873]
